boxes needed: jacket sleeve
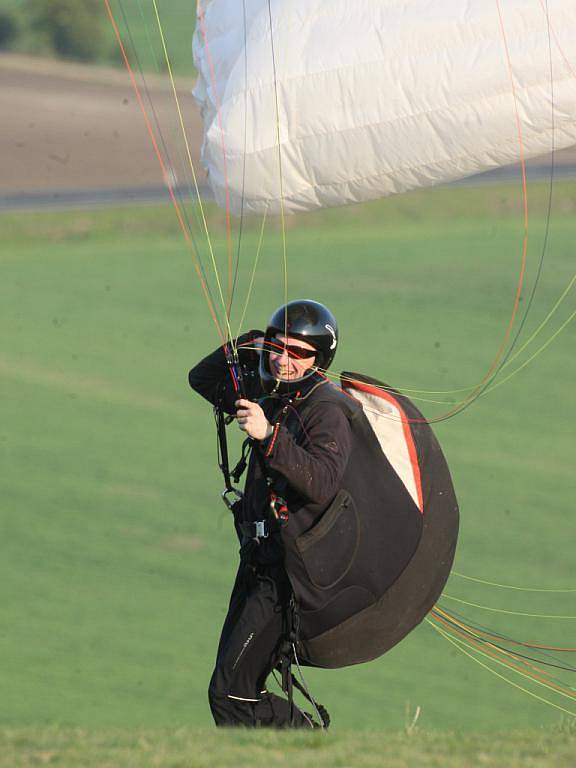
[263,401,352,506]
[188,330,264,414]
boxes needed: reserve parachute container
[283,372,459,668]
[193,0,576,215]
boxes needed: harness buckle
[254,520,268,539]
[240,520,270,539]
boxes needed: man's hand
[235,399,273,441]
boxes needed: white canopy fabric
[193,0,576,215]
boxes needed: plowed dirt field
[1,53,574,199]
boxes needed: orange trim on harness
[264,422,281,458]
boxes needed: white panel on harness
[344,383,423,513]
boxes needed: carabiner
[222,486,243,510]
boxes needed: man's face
[268,333,317,381]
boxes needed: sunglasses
[268,342,317,360]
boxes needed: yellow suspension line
[312,265,575,405]
[451,571,576,593]
[441,594,576,620]
[235,208,269,339]
[267,0,289,326]
[433,615,576,702]
[483,307,576,396]
[427,618,576,717]
[152,0,234,348]
[498,273,576,371]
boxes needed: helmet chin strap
[269,367,321,399]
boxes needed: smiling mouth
[271,363,296,378]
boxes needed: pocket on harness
[296,489,359,590]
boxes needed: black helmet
[259,299,339,395]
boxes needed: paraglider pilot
[189,300,348,728]
[189,299,459,729]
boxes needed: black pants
[208,561,314,728]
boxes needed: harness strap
[215,405,234,493]
[215,346,251,497]
[252,436,273,482]
[215,404,245,510]
[277,638,294,722]
[276,600,331,729]
[290,673,331,729]
[231,438,252,483]
[214,358,254,508]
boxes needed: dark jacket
[189,336,459,669]
[188,332,354,564]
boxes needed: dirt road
[1,53,575,203]
[0,54,205,196]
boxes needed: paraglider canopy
[194,0,576,215]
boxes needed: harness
[215,408,290,540]
[276,596,331,729]
[215,350,289,540]
[213,355,330,728]
[214,405,248,511]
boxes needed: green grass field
[1,726,575,768]
[1,183,575,761]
